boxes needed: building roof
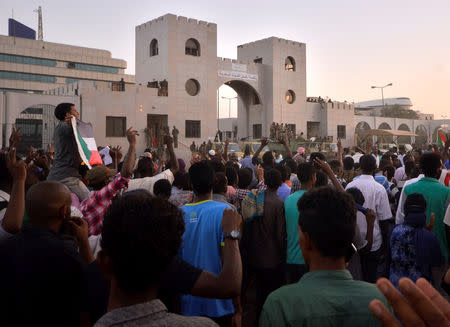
[355,97,412,109]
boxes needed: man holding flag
[47,103,90,201]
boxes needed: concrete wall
[237,37,306,137]
[1,91,79,148]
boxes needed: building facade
[0,34,134,94]
[1,13,447,158]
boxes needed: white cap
[209,150,216,156]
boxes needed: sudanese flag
[437,130,447,146]
[71,117,102,168]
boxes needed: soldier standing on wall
[190,141,197,153]
[172,126,179,148]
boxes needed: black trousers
[241,264,285,327]
[360,248,382,283]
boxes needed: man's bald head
[26,181,72,227]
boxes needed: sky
[1,0,449,119]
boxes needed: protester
[81,127,137,236]
[153,178,172,200]
[345,154,393,282]
[399,153,450,289]
[47,103,90,201]
[0,181,96,326]
[169,171,193,207]
[240,168,286,327]
[284,163,315,284]
[94,191,218,326]
[274,164,291,201]
[0,148,26,240]
[127,135,179,194]
[178,161,238,325]
[260,187,390,326]
[390,193,443,289]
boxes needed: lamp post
[371,83,393,109]
[221,96,237,118]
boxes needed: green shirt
[260,270,389,327]
[404,177,450,259]
[284,190,306,264]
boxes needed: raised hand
[109,146,123,161]
[313,158,334,177]
[9,127,22,148]
[261,137,269,147]
[369,277,450,327]
[126,127,139,146]
[6,147,26,182]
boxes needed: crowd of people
[0,102,449,327]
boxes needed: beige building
[0,34,134,94]
[1,13,444,157]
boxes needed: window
[337,125,346,139]
[287,123,296,136]
[0,71,56,83]
[253,124,262,139]
[285,90,296,104]
[66,62,118,74]
[185,38,200,56]
[285,56,296,71]
[226,131,232,139]
[150,39,159,56]
[253,58,262,64]
[185,79,200,96]
[185,120,201,138]
[106,116,126,137]
[0,53,56,67]
[111,79,125,92]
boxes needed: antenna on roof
[33,6,43,41]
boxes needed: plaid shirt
[81,173,129,236]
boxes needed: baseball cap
[86,166,117,185]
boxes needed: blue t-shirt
[445,159,450,170]
[284,190,307,264]
[179,200,234,318]
[277,183,291,202]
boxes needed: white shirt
[395,174,425,224]
[444,205,450,227]
[345,174,392,252]
[126,169,174,195]
[0,190,12,241]
[394,167,407,186]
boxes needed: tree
[380,105,419,119]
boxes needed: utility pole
[34,6,43,41]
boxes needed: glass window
[0,71,56,83]
[286,90,296,104]
[185,120,201,138]
[254,58,262,64]
[66,62,119,74]
[285,56,296,71]
[0,53,56,67]
[185,79,200,96]
[106,116,126,137]
[253,124,262,139]
[150,39,159,56]
[185,38,200,56]
[337,125,346,139]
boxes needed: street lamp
[371,83,393,108]
[221,96,237,118]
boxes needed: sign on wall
[218,70,258,82]
[231,63,247,72]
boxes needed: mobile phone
[356,204,368,215]
[345,243,357,263]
